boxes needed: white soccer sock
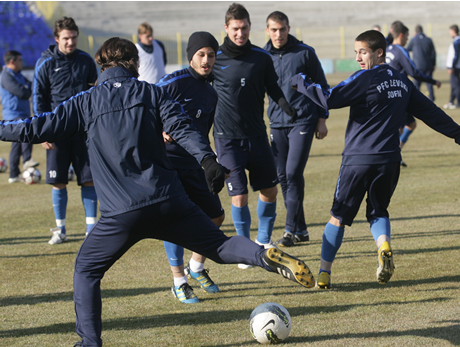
[189,258,205,273]
[173,276,187,287]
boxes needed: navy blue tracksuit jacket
[0,67,215,217]
[292,64,460,165]
[406,33,436,71]
[33,44,97,115]
[264,34,329,127]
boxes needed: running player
[291,29,460,289]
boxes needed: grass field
[1,70,460,346]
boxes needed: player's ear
[377,48,384,58]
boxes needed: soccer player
[213,3,297,262]
[0,50,39,183]
[33,17,98,244]
[156,32,223,303]
[291,29,460,289]
[406,25,437,101]
[445,24,460,109]
[264,11,329,247]
[135,22,167,84]
[0,37,315,347]
[386,21,441,167]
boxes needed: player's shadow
[0,287,169,308]
[0,251,75,259]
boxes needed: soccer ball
[68,165,75,181]
[0,157,7,172]
[22,167,41,185]
[249,302,292,344]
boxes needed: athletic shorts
[330,161,400,226]
[176,167,224,219]
[46,134,93,185]
[214,135,279,196]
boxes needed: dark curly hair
[95,37,139,78]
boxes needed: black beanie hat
[186,31,219,62]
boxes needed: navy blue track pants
[73,194,269,347]
[9,142,32,178]
[270,124,316,233]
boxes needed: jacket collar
[97,67,135,84]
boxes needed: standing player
[135,22,167,84]
[264,11,329,247]
[33,17,98,244]
[386,21,441,167]
[445,24,460,109]
[0,37,315,347]
[406,25,437,101]
[291,29,460,289]
[0,50,39,183]
[156,32,223,303]
[213,3,297,262]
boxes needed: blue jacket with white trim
[386,44,437,84]
[33,44,97,115]
[291,64,460,165]
[156,67,217,169]
[0,67,216,217]
[264,35,329,128]
[0,67,31,120]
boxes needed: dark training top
[264,34,329,128]
[33,44,98,115]
[0,67,216,217]
[213,43,280,139]
[157,66,218,169]
[292,64,460,165]
[386,43,437,84]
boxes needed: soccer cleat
[255,239,277,249]
[443,102,457,110]
[400,160,407,167]
[294,230,310,242]
[8,176,24,183]
[263,247,315,288]
[74,341,83,347]
[316,271,332,289]
[171,283,200,304]
[185,264,219,294]
[23,159,39,170]
[48,227,67,245]
[275,232,296,247]
[238,263,253,269]
[376,241,395,284]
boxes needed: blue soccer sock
[81,186,98,234]
[163,241,184,267]
[321,222,345,263]
[400,127,413,145]
[256,198,277,244]
[52,188,67,235]
[370,217,391,242]
[231,204,251,238]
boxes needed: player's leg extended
[318,217,345,289]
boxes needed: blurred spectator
[445,24,460,109]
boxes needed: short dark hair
[415,25,423,34]
[54,16,79,38]
[392,22,409,37]
[266,11,289,27]
[450,24,459,35]
[355,30,387,58]
[3,50,21,65]
[225,3,250,26]
[95,37,139,78]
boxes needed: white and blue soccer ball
[0,157,7,172]
[68,165,75,181]
[249,302,292,344]
[22,167,41,185]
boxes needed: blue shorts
[214,135,279,196]
[331,162,400,226]
[176,167,224,219]
[46,134,93,185]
